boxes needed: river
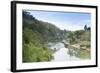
[48,42,80,62]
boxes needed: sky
[26,10,91,31]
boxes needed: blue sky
[27,10,91,31]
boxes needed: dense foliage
[22,11,63,62]
[65,29,91,59]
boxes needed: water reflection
[48,42,80,61]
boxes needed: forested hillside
[22,11,64,62]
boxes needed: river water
[48,42,80,62]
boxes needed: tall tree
[84,25,87,30]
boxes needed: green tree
[84,25,87,30]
